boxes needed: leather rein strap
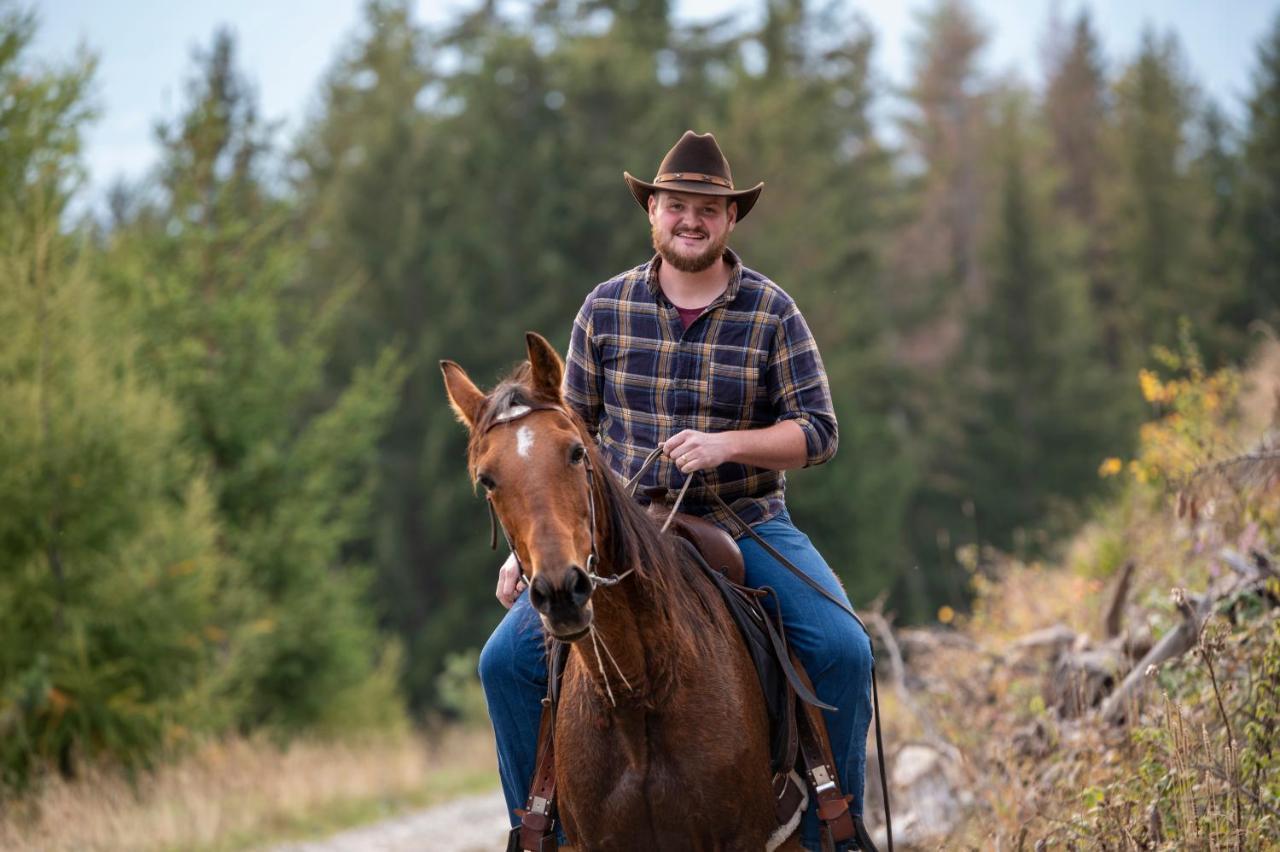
[513,701,559,852]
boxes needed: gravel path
[270,790,511,852]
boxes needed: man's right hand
[495,552,526,609]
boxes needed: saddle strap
[510,701,559,852]
[792,660,856,852]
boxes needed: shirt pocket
[706,347,767,426]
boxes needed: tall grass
[0,729,496,851]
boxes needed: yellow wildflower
[1138,369,1165,404]
[1098,457,1123,477]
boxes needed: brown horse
[442,332,803,851]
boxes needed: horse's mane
[471,362,723,677]
[590,449,721,663]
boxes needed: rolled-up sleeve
[767,304,838,467]
[562,296,602,435]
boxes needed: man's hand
[663,422,809,472]
[495,552,526,609]
[663,429,735,473]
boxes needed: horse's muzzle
[529,565,594,638]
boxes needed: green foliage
[0,8,249,788]
[293,0,911,698]
[1105,30,1217,365]
[1241,13,1280,329]
[0,6,94,224]
[434,649,488,728]
[98,30,408,736]
[1241,619,1280,818]
[0,166,238,788]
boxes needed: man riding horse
[478,131,875,850]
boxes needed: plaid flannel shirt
[563,249,838,531]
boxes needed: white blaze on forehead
[516,425,535,458]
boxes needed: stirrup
[507,825,558,852]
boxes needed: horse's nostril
[568,566,592,607]
[529,575,552,613]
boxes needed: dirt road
[270,790,510,852]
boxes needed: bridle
[478,401,631,590]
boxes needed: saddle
[642,486,746,585]
[507,494,882,852]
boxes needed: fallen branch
[1100,588,1212,724]
[862,612,967,766]
[1219,546,1279,581]
[864,610,907,694]
[1010,623,1076,655]
[1104,561,1136,639]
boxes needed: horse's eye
[569,444,587,465]
[477,473,496,491]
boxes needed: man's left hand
[663,429,734,473]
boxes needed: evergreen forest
[4,0,1280,811]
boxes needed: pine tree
[720,2,915,608]
[952,93,1115,558]
[1104,30,1213,364]
[100,30,405,734]
[1043,9,1122,367]
[294,0,741,704]
[891,0,995,616]
[0,10,237,785]
[1197,100,1248,362]
[1240,12,1280,328]
[893,0,991,319]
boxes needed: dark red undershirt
[675,304,706,330]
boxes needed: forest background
[4,0,1280,814]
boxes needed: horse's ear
[440,360,486,430]
[525,332,564,400]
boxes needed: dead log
[1099,588,1212,724]
[1010,623,1077,657]
[1045,645,1127,718]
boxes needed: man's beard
[652,223,729,273]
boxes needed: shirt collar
[644,247,743,307]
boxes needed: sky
[32,0,1280,204]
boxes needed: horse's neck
[581,578,655,695]
[570,570,673,708]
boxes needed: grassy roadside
[0,727,498,852]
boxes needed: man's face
[648,190,736,274]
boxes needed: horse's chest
[556,707,769,847]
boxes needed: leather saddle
[642,487,746,585]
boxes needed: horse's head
[441,332,599,641]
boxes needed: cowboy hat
[624,130,764,221]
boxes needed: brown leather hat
[624,130,764,221]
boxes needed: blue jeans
[478,508,874,851]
